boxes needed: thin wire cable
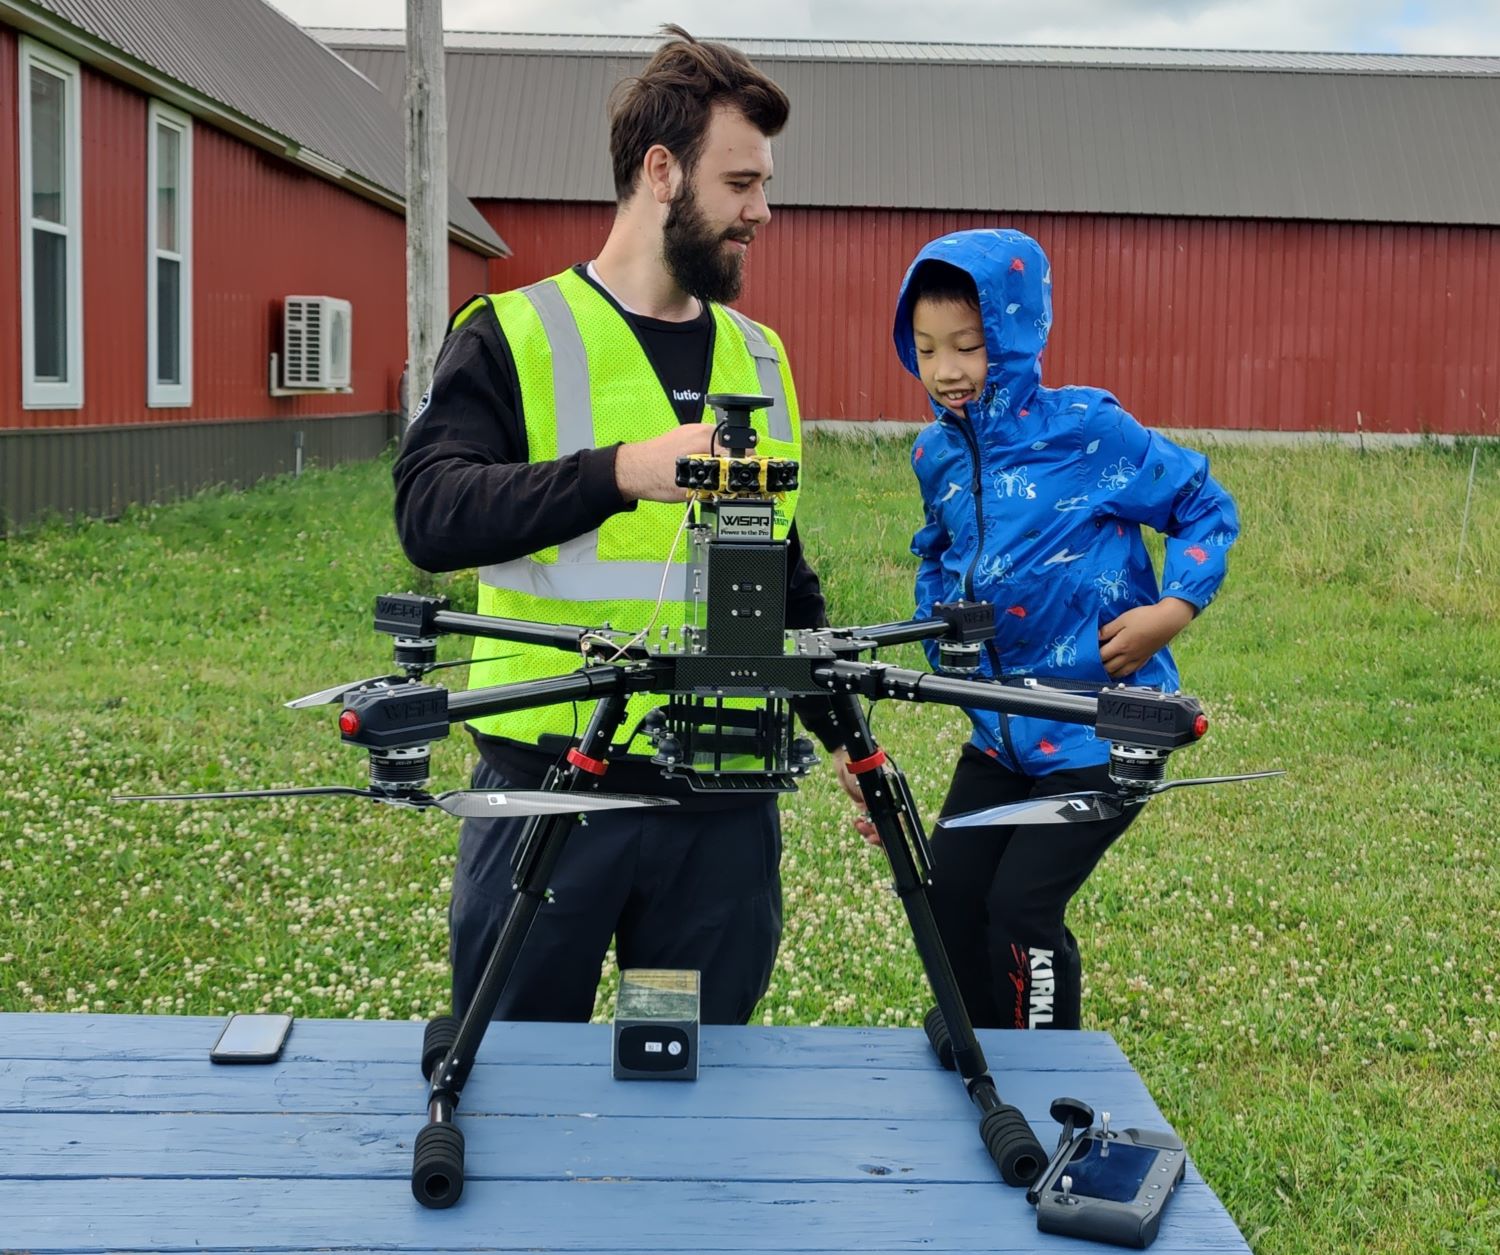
[580,494,700,664]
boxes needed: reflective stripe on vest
[720,305,793,444]
[465,268,802,747]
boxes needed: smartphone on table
[210,1012,293,1063]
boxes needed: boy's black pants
[448,757,783,1025]
[928,743,1139,1031]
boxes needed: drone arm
[432,609,595,653]
[815,660,1099,725]
[909,670,1100,722]
[822,601,997,656]
[371,594,605,655]
[445,662,645,724]
[823,616,951,653]
[814,660,1210,757]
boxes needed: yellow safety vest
[459,267,803,750]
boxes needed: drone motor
[1105,743,1169,795]
[937,640,984,676]
[392,634,439,674]
[368,744,433,793]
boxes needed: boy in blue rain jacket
[885,227,1239,1031]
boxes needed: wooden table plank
[0,1057,1159,1126]
[0,1110,1212,1189]
[0,1014,1132,1071]
[0,1178,1250,1253]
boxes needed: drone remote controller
[1032,1106,1186,1249]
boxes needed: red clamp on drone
[566,747,609,777]
[845,748,888,775]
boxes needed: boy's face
[912,297,988,415]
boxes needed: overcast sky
[270,0,1500,53]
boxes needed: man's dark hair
[609,25,790,201]
[907,260,980,309]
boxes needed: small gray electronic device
[612,970,699,1080]
[210,1012,293,1064]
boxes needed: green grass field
[2,435,1496,1252]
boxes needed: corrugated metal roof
[4,0,506,254]
[318,28,1500,76]
[316,28,1500,226]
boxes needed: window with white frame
[18,39,83,409]
[147,102,192,406]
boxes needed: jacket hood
[893,228,1053,424]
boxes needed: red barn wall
[478,198,1499,437]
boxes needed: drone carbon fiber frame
[337,586,1213,1210]
[345,376,1227,1209]
[110,392,1266,1217]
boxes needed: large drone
[117,394,1278,1211]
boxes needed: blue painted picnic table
[0,1012,1250,1253]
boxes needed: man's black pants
[449,758,783,1025]
[927,744,1140,1031]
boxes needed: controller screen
[1051,1138,1158,1203]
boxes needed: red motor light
[1192,714,1209,739]
[338,709,361,736]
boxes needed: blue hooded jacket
[893,228,1239,776]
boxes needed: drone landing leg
[410,687,632,1209]
[829,692,1047,1188]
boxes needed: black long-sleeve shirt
[393,265,843,797]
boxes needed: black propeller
[285,655,517,709]
[111,786,678,819]
[937,770,1285,829]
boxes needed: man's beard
[662,183,752,304]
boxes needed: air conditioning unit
[282,296,352,389]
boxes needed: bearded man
[393,26,854,1025]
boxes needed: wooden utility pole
[404,0,448,424]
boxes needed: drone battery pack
[1034,1126,1186,1248]
[612,969,699,1081]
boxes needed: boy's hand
[1098,598,1196,678]
[831,746,863,803]
[831,747,881,846]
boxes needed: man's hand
[614,425,716,503]
[1098,597,1196,678]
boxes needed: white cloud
[1387,12,1500,53]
